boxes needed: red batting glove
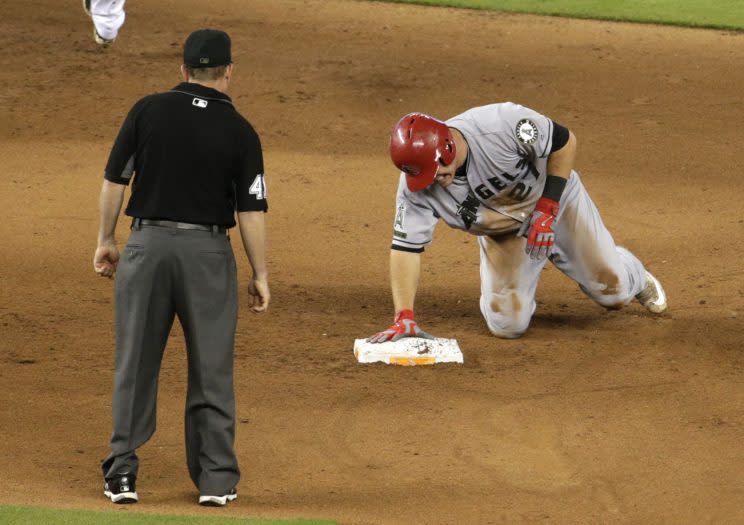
[366,309,434,343]
[517,196,559,261]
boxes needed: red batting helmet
[389,112,456,192]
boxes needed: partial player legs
[478,233,545,338]
[551,172,647,309]
[87,0,126,42]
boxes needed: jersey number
[249,174,267,200]
[474,174,533,202]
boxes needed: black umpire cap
[183,29,232,68]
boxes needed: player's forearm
[546,130,577,180]
[390,248,421,313]
[237,211,268,278]
[97,180,126,245]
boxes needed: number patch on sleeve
[249,174,267,199]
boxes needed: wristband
[395,309,415,323]
[534,196,559,216]
[541,174,567,202]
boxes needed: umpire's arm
[237,211,270,312]
[94,180,127,278]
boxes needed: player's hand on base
[93,242,120,278]
[367,309,435,343]
[517,196,559,261]
[248,276,270,313]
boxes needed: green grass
[378,0,744,31]
[0,505,335,525]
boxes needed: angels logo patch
[394,203,406,229]
[393,202,407,238]
[515,119,538,145]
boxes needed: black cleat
[199,488,237,507]
[103,474,138,504]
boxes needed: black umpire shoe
[199,488,237,507]
[103,474,138,504]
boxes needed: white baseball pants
[479,171,647,338]
[89,0,126,41]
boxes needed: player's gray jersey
[392,102,555,252]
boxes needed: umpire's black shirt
[104,82,267,228]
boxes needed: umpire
[93,29,269,507]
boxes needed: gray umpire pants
[101,224,240,495]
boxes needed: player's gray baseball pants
[101,224,240,495]
[479,171,647,338]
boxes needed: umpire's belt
[133,218,227,234]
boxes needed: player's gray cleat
[636,271,667,313]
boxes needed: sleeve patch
[515,119,539,145]
[249,174,267,199]
[394,202,406,229]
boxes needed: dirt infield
[2,0,744,523]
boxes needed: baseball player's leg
[479,233,545,338]
[175,232,240,496]
[102,227,176,481]
[88,0,126,42]
[551,171,647,308]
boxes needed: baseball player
[93,29,269,506]
[83,0,126,46]
[368,104,666,343]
